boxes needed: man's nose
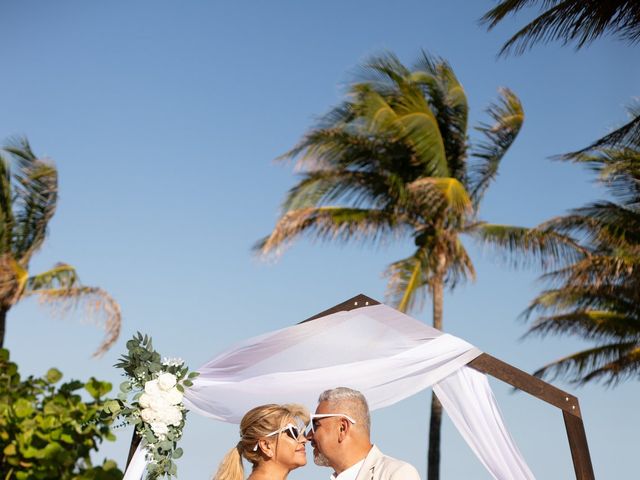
[305,429,314,441]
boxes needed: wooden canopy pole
[125,429,141,469]
[302,294,595,480]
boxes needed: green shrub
[0,349,123,479]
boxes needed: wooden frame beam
[303,294,595,480]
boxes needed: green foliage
[0,348,122,479]
[115,332,163,386]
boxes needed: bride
[213,404,309,480]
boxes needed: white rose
[149,394,170,411]
[157,373,177,391]
[139,393,151,408]
[144,379,161,396]
[150,422,169,437]
[164,387,183,405]
[140,407,157,424]
[159,405,182,426]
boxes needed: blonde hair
[212,404,309,480]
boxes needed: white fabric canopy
[124,303,535,479]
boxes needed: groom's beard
[313,448,332,467]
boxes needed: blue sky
[1,1,638,478]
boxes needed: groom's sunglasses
[309,413,357,433]
[253,423,304,451]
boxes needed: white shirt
[330,459,365,480]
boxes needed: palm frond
[254,207,407,258]
[25,263,80,292]
[384,248,430,313]
[445,237,476,288]
[563,108,640,153]
[533,342,640,385]
[315,102,357,129]
[282,170,398,211]
[559,148,640,208]
[278,128,415,184]
[538,253,640,290]
[524,285,639,321]
[553,106,640,208]
[467,223,585,269]
[541,202,640,249]
[481,0,640,55]
[411,51,469,178]
[0,153,13,255]
[526,310,640,342]
[407,177,472,221]
[25,286,121,357]
[468,88,524,205]
[3,137,58,264]
[355,87,449,178]
[355,51,410,93]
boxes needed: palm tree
[255,52,572,479]
[520,117,640,385]
[0,137,121,357]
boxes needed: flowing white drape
[124,304,535,479]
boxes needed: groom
[307,387,421,480]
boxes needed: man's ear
[337,417,350,442]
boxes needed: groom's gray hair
[318,387,371,433]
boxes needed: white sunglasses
[309,413,357,433]
[253,423,304,451]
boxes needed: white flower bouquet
[105,333,198,479]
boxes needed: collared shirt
[330,459,365,480]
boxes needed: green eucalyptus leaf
[144,429,155,444]
[158,440,173,452]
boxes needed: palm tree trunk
[427,263,445,480]
[428,390,443,480]
[0,306,7,349]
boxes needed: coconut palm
[255,52,574,479]
[521,119,640,385]
[0,137,121,357]
[481,0,640,56]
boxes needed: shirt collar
[330,459,365,480]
